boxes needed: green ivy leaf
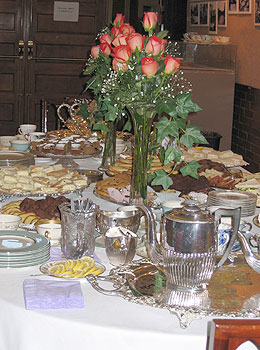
[93,121,108,134]
[180,160,202,179]
[176,93,202,119]
[156,116,179,142]
[165,146,183,165]
[147,172,156,183]
[180,126,208,148]
[157,101,177,118]
[159,147,165,163]
[151,170,173,191]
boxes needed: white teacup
[36,223,61,246]
[0,136,18,147]
[18,124,37,135]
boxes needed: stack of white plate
[207,190,257,217]
[0,230,50,268]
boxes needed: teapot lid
[167,200,214,223]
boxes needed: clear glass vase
[127,104,157,204]
[99,121,116,171]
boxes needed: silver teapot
[140,201,241,292]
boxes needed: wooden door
[0,0,25,135]
[0,0,108,135]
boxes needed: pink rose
[112,45,131,63]
[113,13,125,27]
[141,57,158,77]
[143,12,157,31]
[112,58,128,72]
[120,23,135,35]
[164,55,180,74]
[99,33,113,45]
[112,34,128,47]
[100,42,111,56]
[127,33,145,52]
[145,35,167,56]
[111,26,120,38]
[91,45,100,58]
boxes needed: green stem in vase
[127,104,157,204]
[100,121,116,170]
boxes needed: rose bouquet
[84,12,207,203]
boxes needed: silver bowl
[96,210,140,235]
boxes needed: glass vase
[99,121,116,171]
[127,104,157,204]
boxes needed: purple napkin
[23,279,84,310]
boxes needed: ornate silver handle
[86,274,127,297]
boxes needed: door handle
[18,40,24,59]
[28,41,33,60]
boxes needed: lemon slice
[81,256,95,268]
[49,264,65,275]
[73,259,85,271]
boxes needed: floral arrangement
[83,12,207,198]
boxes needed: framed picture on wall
[238,0,251,12]
[190,3,199,25]
[255,0,260,24]
[228,0,238,13]
[218,1,227,26]
[199,2,209,25]
[209,2,218,33]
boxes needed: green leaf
[157,101,177,118]
[78,103,90,120]
[159,147,165,163]
[176,93,202,119]
[156,116,179,142]
[93,121,108,134]
[151,170,173,191]
[180,126,208,148]
[156,30,168,39]
[180,160,202,179]
[122,119,132,132]
[164,146,183,165]
[147,172,156,183]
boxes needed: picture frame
[199,2,209,26]
[209,2,218,33]
[228,0,238,13]
[218,1,227,26]
[190,2,199,25]
[238,0,251,13]
[255,0,260,24]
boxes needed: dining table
[0,156,259,350]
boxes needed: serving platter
[86,257,260,328]
[0,152,34,166]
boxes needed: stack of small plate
[207,190,257,217]
[0,230,50,268]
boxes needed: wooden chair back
[209,319,260,350]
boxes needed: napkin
[23,279,84,310]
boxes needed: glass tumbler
[59,201,97,259]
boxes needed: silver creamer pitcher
[140,202,241,292]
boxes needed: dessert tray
[0,163,89,197]
[0,152,34,166]
[86,257,260,328]
[32,147,102,168]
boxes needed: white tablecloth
[0,157,259,350]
